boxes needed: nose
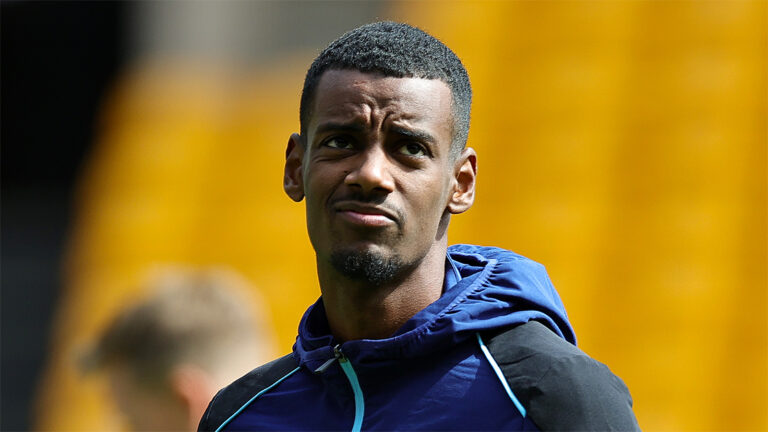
[344,146,395,195]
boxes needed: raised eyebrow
[389,126,436,145]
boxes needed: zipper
[314,345,341,373]
[314,344,365,432]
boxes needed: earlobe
[447,147,477,214]
[284,133,305,202]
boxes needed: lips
[333,201,398,227]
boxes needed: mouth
[333,202,398,227]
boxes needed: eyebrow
[314,121,437,146]
[389,126,437,145]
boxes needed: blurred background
[1,1,765,430]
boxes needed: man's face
[287,70,469,283]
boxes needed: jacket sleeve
[197,354,299,432]
[526,351,640,431]
[487,321,640,431]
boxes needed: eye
[324,136,354,150]
[398,142,427,157]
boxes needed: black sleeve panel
[198,354,298,432]
[487,321,640,431]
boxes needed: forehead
[309,70,454,135]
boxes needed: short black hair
[300,21,472,152]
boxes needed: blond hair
[83,268,271,388]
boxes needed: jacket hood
[294,244,575,371]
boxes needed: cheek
[303,162,341,200]
[303,171,329,215]
[409,174,452,229]
[303,166,340,246]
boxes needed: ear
[169,364,216,431]
[447,147,477,214]
[284,133,305,202]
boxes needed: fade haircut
[300,21,472,153]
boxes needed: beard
[330,249,405,286]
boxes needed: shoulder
[198,354,299,432]
[448,244,543,269]
[487,321,640,431]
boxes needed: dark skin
[284,70,477,342]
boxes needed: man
[83,268,275,431]
[200,22,639,431]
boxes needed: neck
[318,242,447,342]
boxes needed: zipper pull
[335,344,348,362]
[314,344,342,373]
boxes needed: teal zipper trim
[215,366,301,432]
[338,350,365,432]
[476,332,527,417]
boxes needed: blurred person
[200,22,639,431]
[83,268,275,431]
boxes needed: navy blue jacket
[201,245,637,431]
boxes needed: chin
[329,247,405,286]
